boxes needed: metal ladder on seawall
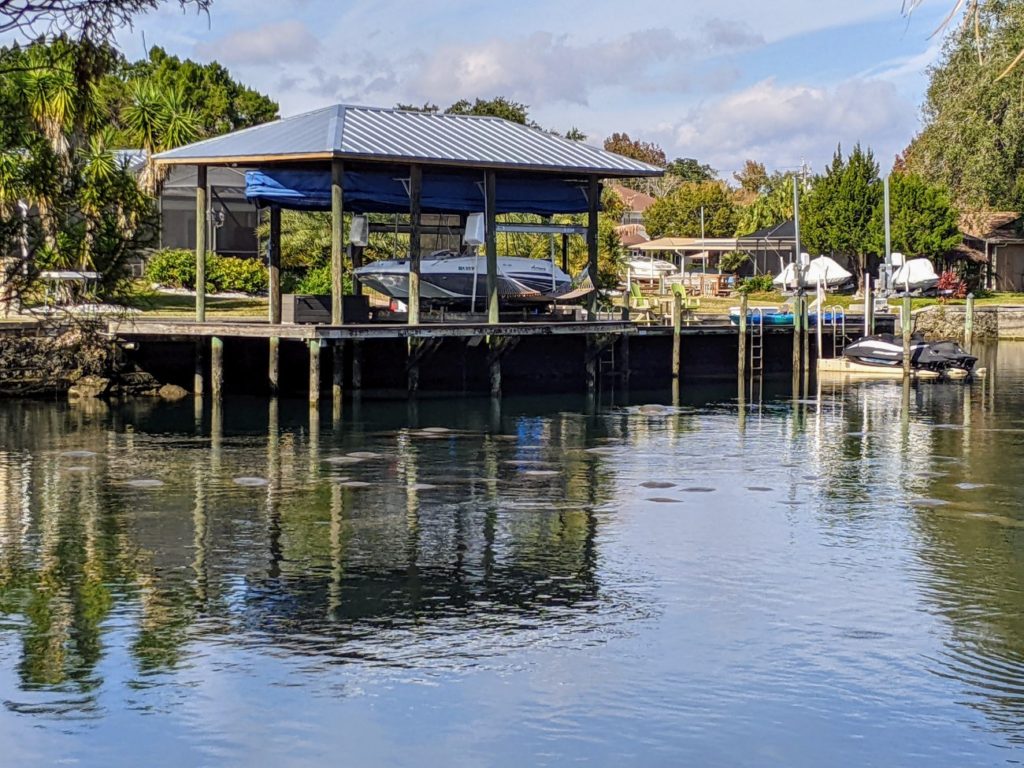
[825,305,847,356]
[749,307,765,377]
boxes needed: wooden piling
[485,170,498,324]
[801,295,810,394]
[671,293,682,379]
[489,355,501,398]
[791,294,802,376]
[864,273,874,336]
[902,295,913,378]
[965,293,975,352]
[308,339,321,405]
[210,336,224,399]
[332,341,343,425]
[352,340,363,389]
[268,337,279,395]
[330,160,344,326]
[269,205,281,395]
[409,164,422,326]
[586,176,600,316]
[408,339,420,393]
[195,166,207,323]
[737,293,748,380]
[194,339,204,396]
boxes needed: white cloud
[668,77,918,175]
[195,20,320,66]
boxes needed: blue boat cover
[245,168,596,215]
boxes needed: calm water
[1,344,1024,767]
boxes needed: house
[117,151,260,260]
[961,212,1024,291]
[607,183,656,225]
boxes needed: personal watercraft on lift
[842,334,977,373]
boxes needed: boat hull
[842,334,976,372]
[355,256,573,304]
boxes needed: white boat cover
[892,258,939,291]
[628,259,678,279]
[774,256,852,289]
[805,256,852,287]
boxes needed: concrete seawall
[914,305,1024,341]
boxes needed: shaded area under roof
[155,104,664,178]
[245,168,595,215]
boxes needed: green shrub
[145,249,197,289]
[737,274,775,294]
[145,249,268,295]
[294,264,333,295]
[209,256,267,295]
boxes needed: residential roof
[631,237,740,252]
[739,220,796,240]
[960,211,1024,243]
[155,104,664,178]
[607,183,657,212]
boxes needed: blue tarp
[245,168,596,215]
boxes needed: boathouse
[132,104,665,400]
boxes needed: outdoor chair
[671,282,700,324]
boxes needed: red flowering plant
[936,270,968,301]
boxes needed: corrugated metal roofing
[155,104,663,177]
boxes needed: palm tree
[121,80,200,196]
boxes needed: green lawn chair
[670,282,700,323]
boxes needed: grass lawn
[130,289,268,318]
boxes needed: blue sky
[111,0,950,178]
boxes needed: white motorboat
[892,258,939,295]
[774,255,853,291]
[354,250,581,304]
[627,258,678,280]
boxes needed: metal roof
[155,104,663,178]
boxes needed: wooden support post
[194,339,204,396]
[331,159,344,326]
[332,340,343,418]
[309,339,321,405]
[352,341,363,389]
[792,294,803,376]
[408,340,420,393]
[586,175,600,315]
[210,336,223,399]
[485,169,498,324]
[195,165,207,322]
[489,354,501,398]
[350,245,364,296]
[965,293,975,352]
[671,293,682,379]
[269,206,282,324]
[738,293,748,380]
[902,295,913,378]
[268,205,281,396]
[619,334,631,388]
[585,340,598,395]
[864,273,874,336]
[268,337,279,395]
[561,233,569,273]
[409,164,422,326]
[801,295,810,382]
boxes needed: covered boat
[892,258,939,295]
[354,250,588,304]
[773,255,853,291]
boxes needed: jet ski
[842,334,976,373]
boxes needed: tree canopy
[866,171,961,260]
[904,1,1024,209]
[602,133,666,167]
[0,0,210,40]
[665,157,717,183]
[643,181,739,239]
